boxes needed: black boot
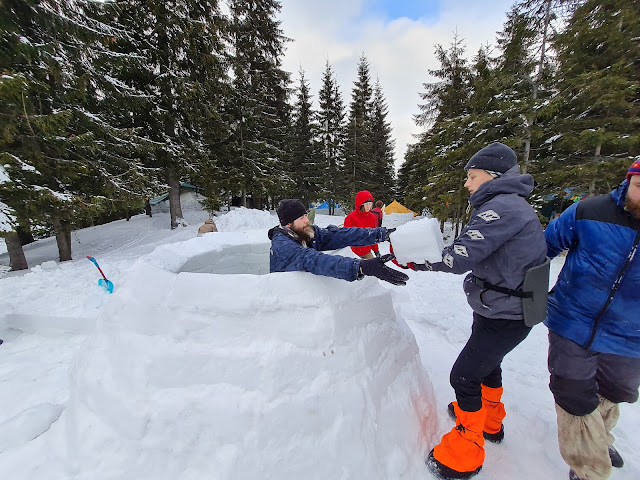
[569,469,584,480]
[447,402,504,443]
[426,449,482,480]
[609,445,624,468]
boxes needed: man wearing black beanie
[267,199,408,286]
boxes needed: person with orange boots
[344,190,380,259]
[406,143,547,479]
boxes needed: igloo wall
[65,234,438,480]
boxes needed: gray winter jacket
[430,165,546,320]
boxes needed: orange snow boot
[427,403,485,479]
[481,384,505,443]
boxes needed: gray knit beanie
[464,142,517,175]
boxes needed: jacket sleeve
[273,234,361,281]
[430,201,529,274]
[312,225,386,251]
[544,202,579,258]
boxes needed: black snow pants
[450,312,532,412]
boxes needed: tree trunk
[5,233,28,271]
[522,135,531,174]
[17,226,35,246]
[52,216,72,261]
[523,0,552,174]
[167,169,184,229]
[589,143,602,197]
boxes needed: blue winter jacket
[268,224,388,281]
[544,181,640,358]
[429,165,547,320]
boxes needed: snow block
[389,217,445,265]
[65,241,438,480]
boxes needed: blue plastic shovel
[86,256,114,293]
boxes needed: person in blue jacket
[268,199,408,286]
[408,143,547,479]
[545,160,640,480]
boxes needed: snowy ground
[0,205,638,480]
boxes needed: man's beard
[626,194,640,218]
[291,224,315,242]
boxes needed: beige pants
[556,397,619,480]
[360,252,375,260]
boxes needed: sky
[278,0,516,170]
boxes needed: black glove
[374,250,381,258]
[359,254,409,286]
[383,227,396,242]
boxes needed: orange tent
[384,200,418,216]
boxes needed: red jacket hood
[354,190,374,209]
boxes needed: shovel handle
[87,256,108,281]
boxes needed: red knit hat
[628,160,640,182]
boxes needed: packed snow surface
[0,206,638,480]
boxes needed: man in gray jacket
[414,143,547,479]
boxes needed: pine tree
[345,54,375,198]
[513,0,584,170]
[290,69,321,207]
[96,0,229,228]
[0,0,152,261]
[369,80,396,202]
[316,61,347,214]
[492,8,538,157]
[543,0,640,196]
[227,0,292,209]
[401,34,473,227]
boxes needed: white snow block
[65,240,439,480]
[389,217,444,265]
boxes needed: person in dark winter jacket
[344,190,380,259]
[268,199,408,286]
[408,143,547,479]
[372,200,384,227]
[544,160,640,480]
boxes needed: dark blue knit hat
[277,199,307,225]
[464,142,517,174]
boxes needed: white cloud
[279,0,515,170]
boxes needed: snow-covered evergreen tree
[542,0,640,196]
[114,0,228,228]
[401,34,473,227]
[227,0,291,209]
[316,61,347,214]
[345,54,375,198]
[0,0,154,261]
[369,80,396,202]
[290,69,321,207]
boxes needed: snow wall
[65,231,438,479]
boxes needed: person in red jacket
[344,190,380,259]
[371,200,384,227]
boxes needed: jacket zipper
[586,231,640,348]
